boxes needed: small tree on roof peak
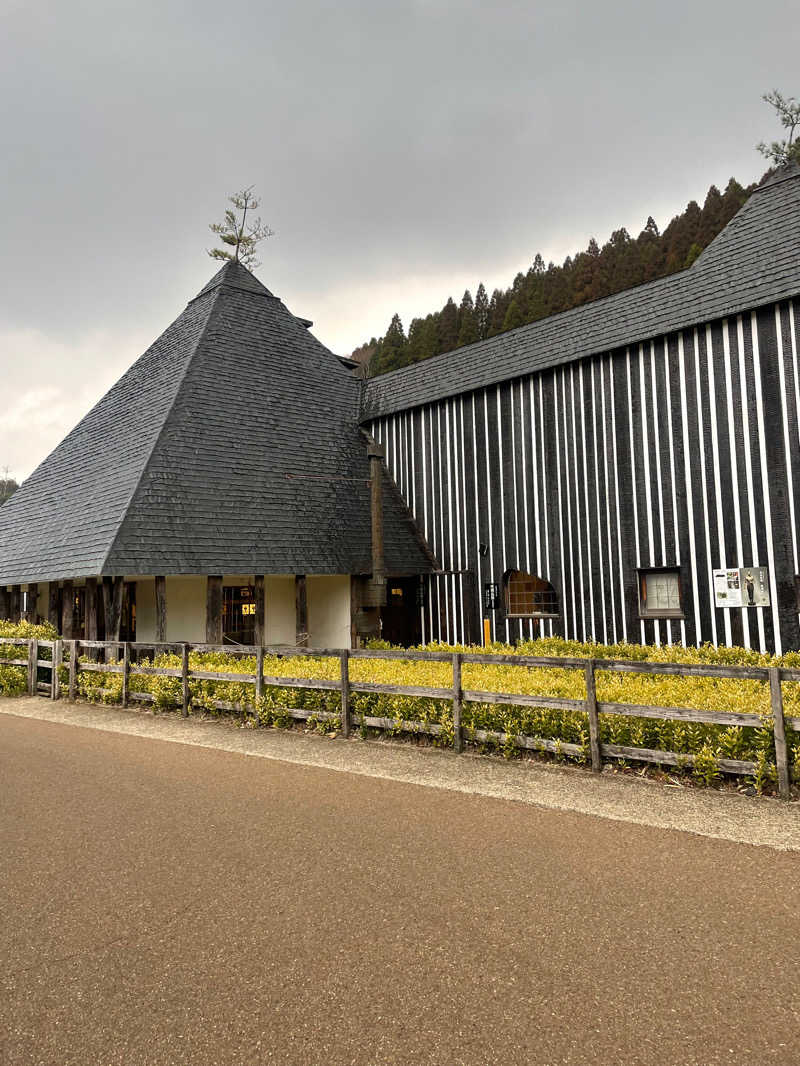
[208,186,274,270]
[757,90,800,167]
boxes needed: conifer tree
[474,283,489,340]
[757,90,800,166]
[208,186,273,269]
[457,290,478,347]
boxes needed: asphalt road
[2,713,798,1066]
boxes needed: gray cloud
[1,0,798,478]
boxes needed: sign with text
[713,567,770,608]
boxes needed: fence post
[27,638,38,696]
[452,652,463,753]
[68,640,78,701]
[255,645,264,719]
[770,667,791,800]
[51,639,62,700]
[181,643,190,717]
[340,649,351,737]
[585,659,602,773]
[121,642,130,707]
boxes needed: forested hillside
[354,175,759,377]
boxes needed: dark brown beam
[48,583,60,629]
[9,587,21,623]
[102,577,124,642]
[61,581,74,639]
[155,576,167,643]
[24,583,38,623]
[206,576,223,644]
[295,574,308,647]
[254,575,265,646]
[85,578,98,643]
[0,586,8,620]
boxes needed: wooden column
[9,586,21,623]
[102,577,124,642]
[295,575,308,647]
[368,442,386,608]
[0,586,9,620]
[206,576,223,644]
[254,575,265,647]
[61,581,74,639]
[85,578,98,643]
[48,583,60,629]
[24,584,39,623]
[155,575,167,643]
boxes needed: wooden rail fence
[1,638,797,798]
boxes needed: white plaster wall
[135,578,156,641]
[165,577,206,643]
[265,576,296,645]
[307,575,351,649]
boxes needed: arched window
[504,569,558,617]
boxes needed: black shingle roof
[362,164,800,419]
[0,261,434,584]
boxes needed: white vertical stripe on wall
[538,377,553,636]
[736,317,764,650]
[423,407,431,543]
[663,339,684,646]
[584,362,597,635]
[471,394,484,645]
[693,328,718,647]
[567,368,584,637]
[519,381,532,638]
[445,402,454,572]
[649,342,667,565]
[723,319,750,649]
[496,386,509,642]
[638,344,655,571]
[410,410,416,520]
[609,357,627,643]
[590,362,609,644]
[678,334,702,645]
[599,359,616,643]
[458,399,467,642]
[751,310,783,654]
[705,324,732,646]
[483,389,495,643]
[789,301,800,461]
[776,307,798,575]
[554,371,569,638]
[511,382,521,575]
[625,350,645,643]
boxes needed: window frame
[503,568,560,620]
[637,566,685,620]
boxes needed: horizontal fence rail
[1,638,797,798]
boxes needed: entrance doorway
[381,577,423,647]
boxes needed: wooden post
[340,649,351,737]
[0,586,8,620]
[27,638,38,696]
[295,574,308,647]
[85,578,98,642]
[585,659,602,773]
[61,581,74,639]
[452,652,463,753]
[255,644,264,716]
[181,643,190,716]
[10,586,21,623]
[25,584,39,623]
[68,640,78,701]
[122,642,130,707]
[206,576,223,644]
[155,576,167,643]
[770,667,791,800]
[51,639,62,700]
[254,575,265,646]
[48,583,59,629]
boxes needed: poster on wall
[713,567,770,608]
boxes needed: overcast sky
[1,0,797,480]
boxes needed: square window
[639,568,683,619]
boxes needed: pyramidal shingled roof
[0,260,434,584]
[362,162,800,418]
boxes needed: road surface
[1,708,798,1064]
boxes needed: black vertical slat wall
[370,299,800,653]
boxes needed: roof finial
[208,186,274,270]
